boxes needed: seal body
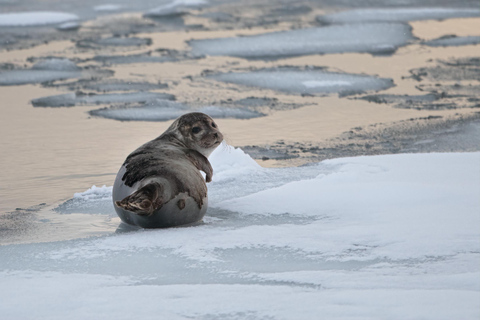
[112,112,223,228]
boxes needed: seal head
[112,112,223,228]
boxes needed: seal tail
[115,182,164,216]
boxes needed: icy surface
[31,92,175,107]
[78,37,151,48]
[189,23,414,59]
[93,4,123,12]
[0,11,79,27]
[144,0,207,18]
[209,68,395,96]
[2,150,480,319]
[0,59,83,86]
[89,100,265,121]
[316,7,480,24]
[424,35,480,47]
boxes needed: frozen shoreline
[1,149,479,319]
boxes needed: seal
[112,112,223,228]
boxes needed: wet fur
[115,113,222,216]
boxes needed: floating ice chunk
[144,0,207,18]
[31,59,80,71]
[316,7,480,24]
[32,92,175,107]
[93,54,177,65]
[209,67,394,96]
[424,35,480,47]
[189,23,413,59]
[56,21,81,31]
[0,59,82,86]
[0,11,79,27]
[76,80,168,92]
[78,37,151,48]
[89,100,264,121]
[94,4,123,12]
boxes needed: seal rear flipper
[115,182,164,216]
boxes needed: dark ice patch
[31,92,175,107]
[423,35,480,47]
[77,36,152,48]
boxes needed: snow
[0,11,79,27]
[189,23,414,59]
[208,68,395,96]
[316,7,480,24]
[1,149,479,319]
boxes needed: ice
[92,53,178,65]
[189,23,414,59]
[94,4,123,12]
[1,150,479,319]
[89,100,265,121]
[208,67,395,96]
[0,11,79,27]
[55,185,114,215]
[31,92,175,107]
[56,21,81,31]
[424,35,480,47]
[0,59,83,86]
[144,0,207,18]
[68,80,168,92]
[316,7,480,24]
[77,37,152,48]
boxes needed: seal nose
[213,133,218,138]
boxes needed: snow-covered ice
[316,7,480,24]
[89,100,265,121]
[31,91,175,107]
[189,23,414,59]
[424,35,480,47]
[0,11,79,27]
[208,68,395,96]
[1,149,479,319]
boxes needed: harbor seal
[112,112,223,228]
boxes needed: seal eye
[211,122,217,128]
[192,127,201,134]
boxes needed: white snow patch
[0,11,79,27]
[302,80,352,88]
[3,151,479,319]
[145,0,207,17]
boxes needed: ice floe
[89,100,265,121]
[0,59,83,86]
[0,11,79,27]
[189,23,414,59]
[94,4,123,12]
[208,67,395,96]
[316,7,480,24]
[77,37,152,48]
[423,35,480,47]
[144,0,207,18]
[31,92,175,107]
[2,149,479,319]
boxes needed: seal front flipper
[115,182,164,216]
[186,150,213,182]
